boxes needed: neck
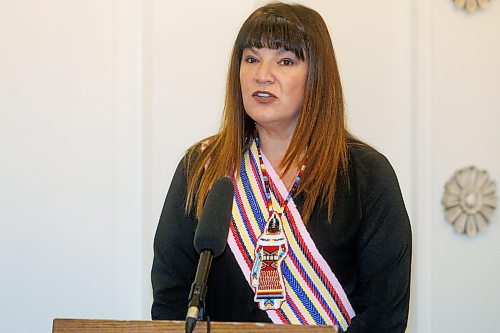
[256,124,294,170]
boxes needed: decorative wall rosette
[453,0,492,13]
[442,166,497,236]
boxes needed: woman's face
[240,47,308,135]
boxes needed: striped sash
[227,141,355,330]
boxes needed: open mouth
[255,92,272,98]
[252,91,277,103]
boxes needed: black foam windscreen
[193,177,234,257]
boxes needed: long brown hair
[186,2,349,223]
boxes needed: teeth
[257,92,271,98]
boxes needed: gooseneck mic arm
[185,177,234,333]
[185,250,212,331]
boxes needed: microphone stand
[185,250,212,333]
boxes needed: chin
[246,113,278,126]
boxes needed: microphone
[185,177,234,333]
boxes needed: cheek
[239,79,250,105]
[240,80,248,94]
[286,77,307,110]
[288,78,306,99]
[239,77,251,111]
[239,69,251,92]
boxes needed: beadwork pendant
[250,212,289,310]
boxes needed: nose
[255,61,275,84]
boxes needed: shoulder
[188,135,217,155]
[346,139,410,246]
[348,138,395,177]
[184,135,217,164]
[346,138,402,203]
[171,136,214,182]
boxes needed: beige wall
[431,1,500,331]
[1,1,499,332]
[0,0,143,331]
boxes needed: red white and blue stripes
[227,141,355,331]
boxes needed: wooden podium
[52,319,337,333]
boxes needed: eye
[278,58,294,66]
[243,56,259,64]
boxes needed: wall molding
[410,0,433,331]
[112,0,143,319]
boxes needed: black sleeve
[347,150,412,333]
[151,156,198,320]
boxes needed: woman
[152,3,411,333]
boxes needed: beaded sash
[227,141,355,330]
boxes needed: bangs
[237,13,306,60]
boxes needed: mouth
[252,91,276,98]
[252,91,277,104]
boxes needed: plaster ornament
[453,0,491,13]
[442,166,497,236]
